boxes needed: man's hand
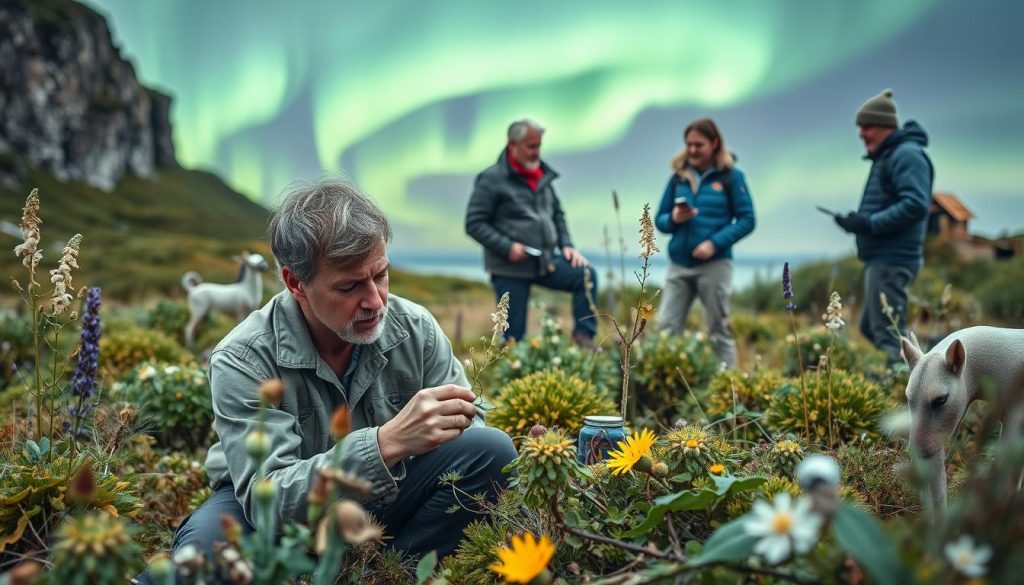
[562,246,589,268]
[692,239,716,260]
[508,242,529,263]
[377,385,477,468]
[671,206,699,225]
[835,212,872,235]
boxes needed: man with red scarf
[465,119,597,347]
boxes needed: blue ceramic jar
[577,415,627,464]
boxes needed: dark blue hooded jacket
[856,121,934,269]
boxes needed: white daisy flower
[511,360,522,370]
[164,365,181,375]
[551,356,562,367]
[944,535,992,577]
[550,335,560,345]
[744,492,823,564]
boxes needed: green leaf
[620,489,718,538]
[416,550,438,584]
[831,503,913,585]
[711,475,767,496]
[24,440,41,463]
[688,516,758,566]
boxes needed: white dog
[181,252,268,350]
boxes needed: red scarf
[508,149,544,191]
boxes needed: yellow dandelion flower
[490,532,555,584]
[530,338,541,349]
[606,429,656,475]
[686,439,699,449]
[709,463,726,474]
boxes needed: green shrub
[729,311,789,348]
[143,300,189,344]
[705,368,787,419]
[835,442,918,518]
[489,370,616,436]
[0,439,139,564]
[117,361,213,451]
[489,313,619,395]
[765,369,896,448]
[631,330,719,419]
[973,257,1024,323]
[780,326,888,377]
[98,326,188,381]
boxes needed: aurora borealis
[84,0,1024,258]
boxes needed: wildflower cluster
[13,189,43,281]
[823,291,845,331]
[466,292,511,403]
[49,234,83,315]
[782,261,796,312]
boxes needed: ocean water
[389,249,828,293]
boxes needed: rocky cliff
[0,0,177,191]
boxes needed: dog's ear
[900,336,923,369]
[945,339,966,377]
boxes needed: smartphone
[674,196,692,211]
[522,245,543,257]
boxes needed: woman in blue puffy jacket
[654,118,756,369]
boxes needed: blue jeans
[134,427,515,583]
[491,255,598,341]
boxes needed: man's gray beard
[522,159,541,170]
[336,306,388,345]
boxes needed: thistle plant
[466,291,511,407]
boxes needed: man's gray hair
[507,118,545,142]
[269,177,392,283]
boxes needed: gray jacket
[465,150,573,278]
[204,291,470,526]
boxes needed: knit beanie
[855,89,899,127]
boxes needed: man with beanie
[465,119,598,348]
[836,89,933,362]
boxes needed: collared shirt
[203,291,472,526]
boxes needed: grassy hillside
[0,167,271,300]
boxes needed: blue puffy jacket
[856,121,934,269]
[654,158,756,268]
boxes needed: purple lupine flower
[66,287,101,438]
[782,262,797,312]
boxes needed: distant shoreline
[389,250,835,292]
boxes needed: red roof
[931,192,973,222]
